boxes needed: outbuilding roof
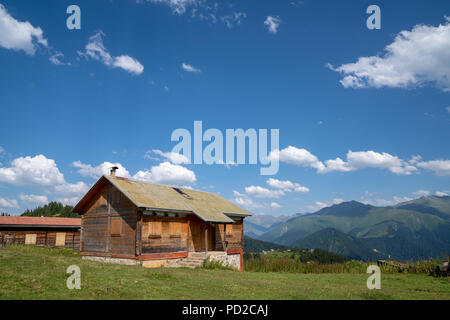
[0,216,81,228]
[73,175,250,224]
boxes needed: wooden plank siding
[0,229,80,249]
[214,220,243,251]
[226,220,243,250]
[141,215,189,254]
[81,182,137,256]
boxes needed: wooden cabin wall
[0,229,80,249]
[226,220,243,250]
[81,182,137,256]
[215,220,243,251]
[141,215,189,254]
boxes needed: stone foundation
[207,252,241,270]
[82,251,242,270]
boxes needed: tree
[21,201,79,218]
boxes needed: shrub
[202,257,235,271]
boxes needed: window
[55,232,66,246]
[172,187,193,199]
[111,218,121,236]
[25,233,37,245]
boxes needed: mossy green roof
[75,175,250,223]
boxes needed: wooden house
[0,216,81,249]
[73,171,251,269]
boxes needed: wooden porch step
[188,252,207,258]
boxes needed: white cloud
[55,197,81,206]
[19,194,48,205]
[73,161,131,179]
[416,160,450,176]
[0,155,66,186]
[0,146,4,153]
[270,202,281,208]
[233,195,264,210]
[436,191,449,197]
[412,190,430,197]
[244,185,285,199]
[113,55,144,75]
[221,12,246,29]
[147,149,190,164]
[325,150,418,175]
[79,31,144,75]
[0,197,19,208]
[233,190,246,197]
[264,16,281,34]
[0,155,89,202]
[329,19,450,91]
[269,146,326,173]
[53,181,90,196]
[266,178,309,193]
[74,159,196,186]
[147,0,201,15]
[446,106,450,113]
[0,4,48,55]
[271,146,450,176]
[147,0,246,28]
[182,63,201,73]
[133,161,196,185]
[49,52,70,66]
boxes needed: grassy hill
[291,228,385,261]
[243,221,270,239]
[0,246,449,300]
[259,196,450,261]
[243,236,289,253]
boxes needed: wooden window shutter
[111,218,121,236]
[148,220,162,238]
[169,221,181,236]
[55,232,66,246]
[25,233,37,245]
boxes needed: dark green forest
[20,202,78,218]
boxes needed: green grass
[0,246,449,300]
[244,253,445,274]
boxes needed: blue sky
[0,0,449,215]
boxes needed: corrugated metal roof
[104,175,250,223]
[0,216,81,227]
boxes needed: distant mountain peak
[317,200,373,217]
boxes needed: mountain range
[245,196,450,261]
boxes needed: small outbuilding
[0,216,81,249]
[73,171,251,269]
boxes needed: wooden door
[208,225,215,251]
[189,220,204,251]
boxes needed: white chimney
[110,166,119,176]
